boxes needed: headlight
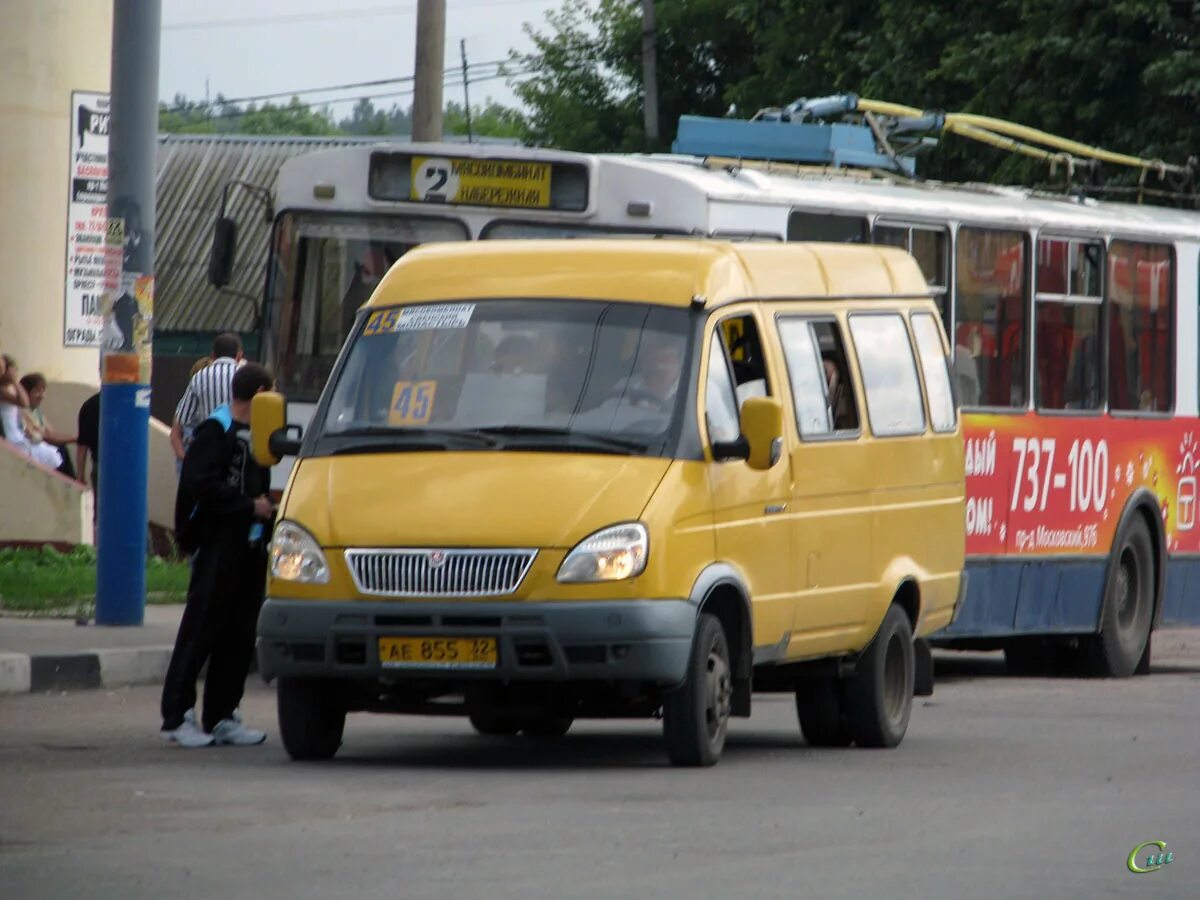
[270,520,330,584]
[556,522,649,583]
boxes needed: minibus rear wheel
[277,677,346,761]
[844,604,914,748]
[662,613,732,767]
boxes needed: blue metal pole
[96,0,161,626]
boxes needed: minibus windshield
[315,299,692,457]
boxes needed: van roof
[366,239,931,310]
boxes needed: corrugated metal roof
[154,133,367,333]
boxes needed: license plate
[378,636,497,670]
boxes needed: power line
[160,60,518,115]
[163,0,557,31]
[161,70,537,127]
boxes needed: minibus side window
[911,312,958,432]
[704,333,741,445]
[718,314,772,406]
[777,317,860,438]
[849,313,927,437]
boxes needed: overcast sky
[160,0,589,117]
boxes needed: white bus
[214,139,1200,672]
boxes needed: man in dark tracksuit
[160,363,276,748]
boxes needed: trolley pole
[96,0,161,626]
[411,0,446,142]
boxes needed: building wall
[0,3,176,539]
[0,0,112,386]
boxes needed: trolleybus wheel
[1090,519,1155,678]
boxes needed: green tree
[444,100,526,140]
[512,0,1199,190]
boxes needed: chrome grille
[344,548,537,597]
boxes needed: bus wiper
[329,426,499,452]
[473,425,648,454]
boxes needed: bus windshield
[314,299,692,458]
[267,212,469,402]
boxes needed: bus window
[1035,238,1103,411]
[787,211,868,243]
[481,221,687,240]
[267,213,468,402]
[955,227,1029,408]
[1108,241,1173,412]
[874,223,950,325]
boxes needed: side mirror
[739,396,783,470]
[251,391,301,466]
[208,216,238,288]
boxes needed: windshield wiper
[328,426,499,453]
[473,425,649,454]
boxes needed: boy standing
[160,363,276,747]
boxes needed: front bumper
[256,598,697,685]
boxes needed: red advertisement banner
[964,413,1198,557]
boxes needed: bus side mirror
[251,391,301,466]
[740,396,783,470]
[208,216,238,288]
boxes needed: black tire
[520,716,574,739]
[468,710,522,736]
[277,677,346,761]
[845,604,914,749]
[1003,637,1054,676]
[795,676,852,747]
[662,613,732,767]
[1089,519,1155,678]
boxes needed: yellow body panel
[267,240,965,670]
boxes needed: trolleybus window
[1108,241,1173,413]
[267,213,468,402]
[1035,237,1103,411]
[787,211,868,243]
[954,227,1029,409]
[874,223,950,325]
[481,222,687,240]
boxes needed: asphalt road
[2,637,1198,900]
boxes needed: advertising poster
[63,90,111,347]
[963,413,1199,558]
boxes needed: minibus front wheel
[662,613,732,767]
[277,676,347,761]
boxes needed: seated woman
[19,371,77,479]
[0,355,65,471]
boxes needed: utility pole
[641,0,659,145]
[96,0,161,625]
[411,0,446,141]
[460,39,473,143]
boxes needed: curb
[0,647,173,694]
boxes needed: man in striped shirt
[170,333,244,463]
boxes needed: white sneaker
[211,711,267,746]
[161,709,214,748]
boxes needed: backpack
[173,405,235,555]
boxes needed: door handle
[764,503,788,515]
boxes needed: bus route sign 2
[411,156,551,209]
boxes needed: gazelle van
[250,239,966,766]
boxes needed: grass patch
[0,545,189,613]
